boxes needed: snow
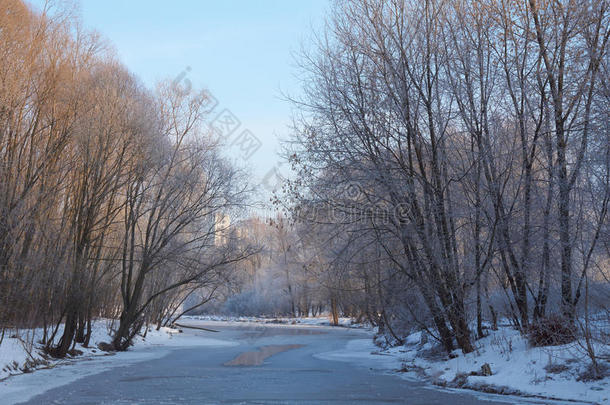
[317,325,610,404]
[415,327,609,404]
[186,314,363,328]
[315,338,404,372]
[137,326,236,348]
[0,321,172,381]
[0,337,34,378]
[0,319,238,404]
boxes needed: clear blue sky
[28,0,329,202]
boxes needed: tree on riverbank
[280,0,609,356]
[0,0,254,356]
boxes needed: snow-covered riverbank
[0,320,238,404]
[318,325,609,404]
[0,321,180,381]
[0,319,241,382]
[185,314,364,328]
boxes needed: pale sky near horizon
[28,0,329,205]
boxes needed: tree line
[279,0,609,356]
[0,0,254,356]
[197,215,343,321]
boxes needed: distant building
[214,212,230,246]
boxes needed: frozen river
[4,321,566,404]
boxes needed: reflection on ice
[224,344,304,366]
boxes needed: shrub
[528,314,577,347]
[544,362,569,374]
[577,362,609,382]
[451,372,469,387]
